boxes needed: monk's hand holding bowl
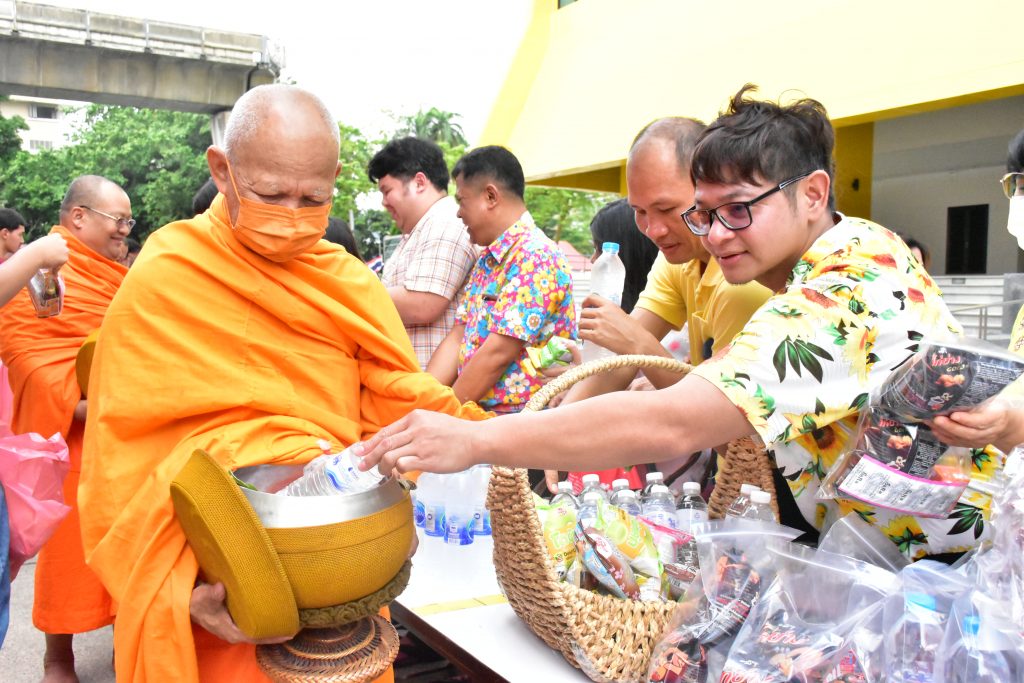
[189,581,295,645]
[355,409,479,477]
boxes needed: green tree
[395,108,468,147]
[525,186,617,255]
[0,96,27,167]
[0,105,211,241]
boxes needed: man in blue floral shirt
[427,146,576,414]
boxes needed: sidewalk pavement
[1,558,115,682]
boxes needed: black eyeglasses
[1001,172,1024,200]
[682,171,815,236]
[80,205,136,231]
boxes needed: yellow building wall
[483,0,1024,189]
[834,123,873,219]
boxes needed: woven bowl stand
[488,354,776,682]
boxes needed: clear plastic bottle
[640,471,665,504]
[740,490,775,522]
[642,484,679,529]
[580,473,609,501]
[725,483,760,518]
[577,491,604,531]
[418,473,446,538]
[582,242,626,363]
[615,489,642,517]
[942,616,1013,683]
[551,480,579,510]
[469,465,492,536]
[887,592,945,683]
[444,470,474,547]
[281,446,383,496]
[675,481,708,531]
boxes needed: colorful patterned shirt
[455,213,576,412]
[692,216,990,559]
[382,196,477,369]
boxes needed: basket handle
[525,353,692,412]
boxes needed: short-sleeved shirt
[382,196,477,368]
[692,216,988,559]
[636,254,772,364]
[455,212,577,412]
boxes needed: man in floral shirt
[426,146,576,414]
[360,87,988,560]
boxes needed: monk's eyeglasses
[80,205,136,231]
[1001,172,1024,199]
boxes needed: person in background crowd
[359,86,996,563]
[426,145,577,414]
[0,175,130,682]
[77,84,488,683]
[120,237,141,268]
[368,137,477,368]
[587,198,659,314]
[903,235,932,271]
[0,208,27,262]
[324,216,363,261]
[192,177,219,217]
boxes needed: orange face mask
[225,162,331,262]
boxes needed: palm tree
[397,108,468,147]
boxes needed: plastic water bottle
[887,592,945,682]
[469,465,492,536]
[444,471,473,546]
[418,473,446,538]
[640,471,665,504]
[551,480,579,510]
[725,483,760,518]
[942,616,1014,683]
[580,473,609,501]
[582,242,626,363]
[577,491,603,531]
[615,489,642,517]
[281,446,384,496]
[608,478,632,508]
[641,484,678,529]
[675,481,708,531]
[740,490,775,522]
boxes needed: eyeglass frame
[1001,172,1024,200]
[681,171,816,236]
[79,205,136,231]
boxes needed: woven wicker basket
[487,354,776,682]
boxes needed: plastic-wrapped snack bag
[819,407,972,518]
[936,590,1024,683]
[817,513,910,573]
[720,543,895,683]
[523,336,575,376]
[578,524,641,599]
[590,498,667,600]
[643,517,699,600]
[647,576,714,683]
[542,501,577,580]
[877,338,1024,422]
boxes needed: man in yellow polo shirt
[567,118,770,396]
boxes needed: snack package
[819,407,972,518]
[876,338,1024,422]
[936,590,1024,683]
[579,524,641,599]
[719,544,895,683]
[587,498,667,599]
[643,517,699,599]
[647,520,802,683]
[543,501,578,580]
[523,336,575,376]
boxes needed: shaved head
[59,175,125,223]
[629,117,706,179]
[223,84,340,163]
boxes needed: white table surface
[394,530,590,682]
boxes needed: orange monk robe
[0,224,125,633]
[79,195,490,683]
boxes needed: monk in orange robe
[0,175,131,682]
[78,84,489,683]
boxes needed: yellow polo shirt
[635,254,771,364]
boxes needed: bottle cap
[582,473,600,484]
[740,483,760,495]
[620,490,638,501]
[612,478,629,490]
[646,472,664,483]
[682,482,701,495]
[905,592,937,611]
[557,480,574,493]
[650,484,670,495]
[750,490,771,505]
[583,491,604,504]
[601,241,620,254]
[963,615,980,637]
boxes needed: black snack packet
[878,340,1024,421]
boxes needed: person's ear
[334,161,342,180]
[484,183,500,208]
[206,146,231,197]
[68,206,88,228]
[803,170,831,220]
[413,171,429,194]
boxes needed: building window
[29,140,54,151]
[946,204,988,275]
[29,104,59,120]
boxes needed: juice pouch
[523,337,575,376]
[543,502,577,580]
[593,498,662,578]
[579,525,640,599]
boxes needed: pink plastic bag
[0,432,70,578]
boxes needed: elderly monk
[0,175,131,682]
[78,84,488,682]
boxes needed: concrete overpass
[0,0,282,135]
